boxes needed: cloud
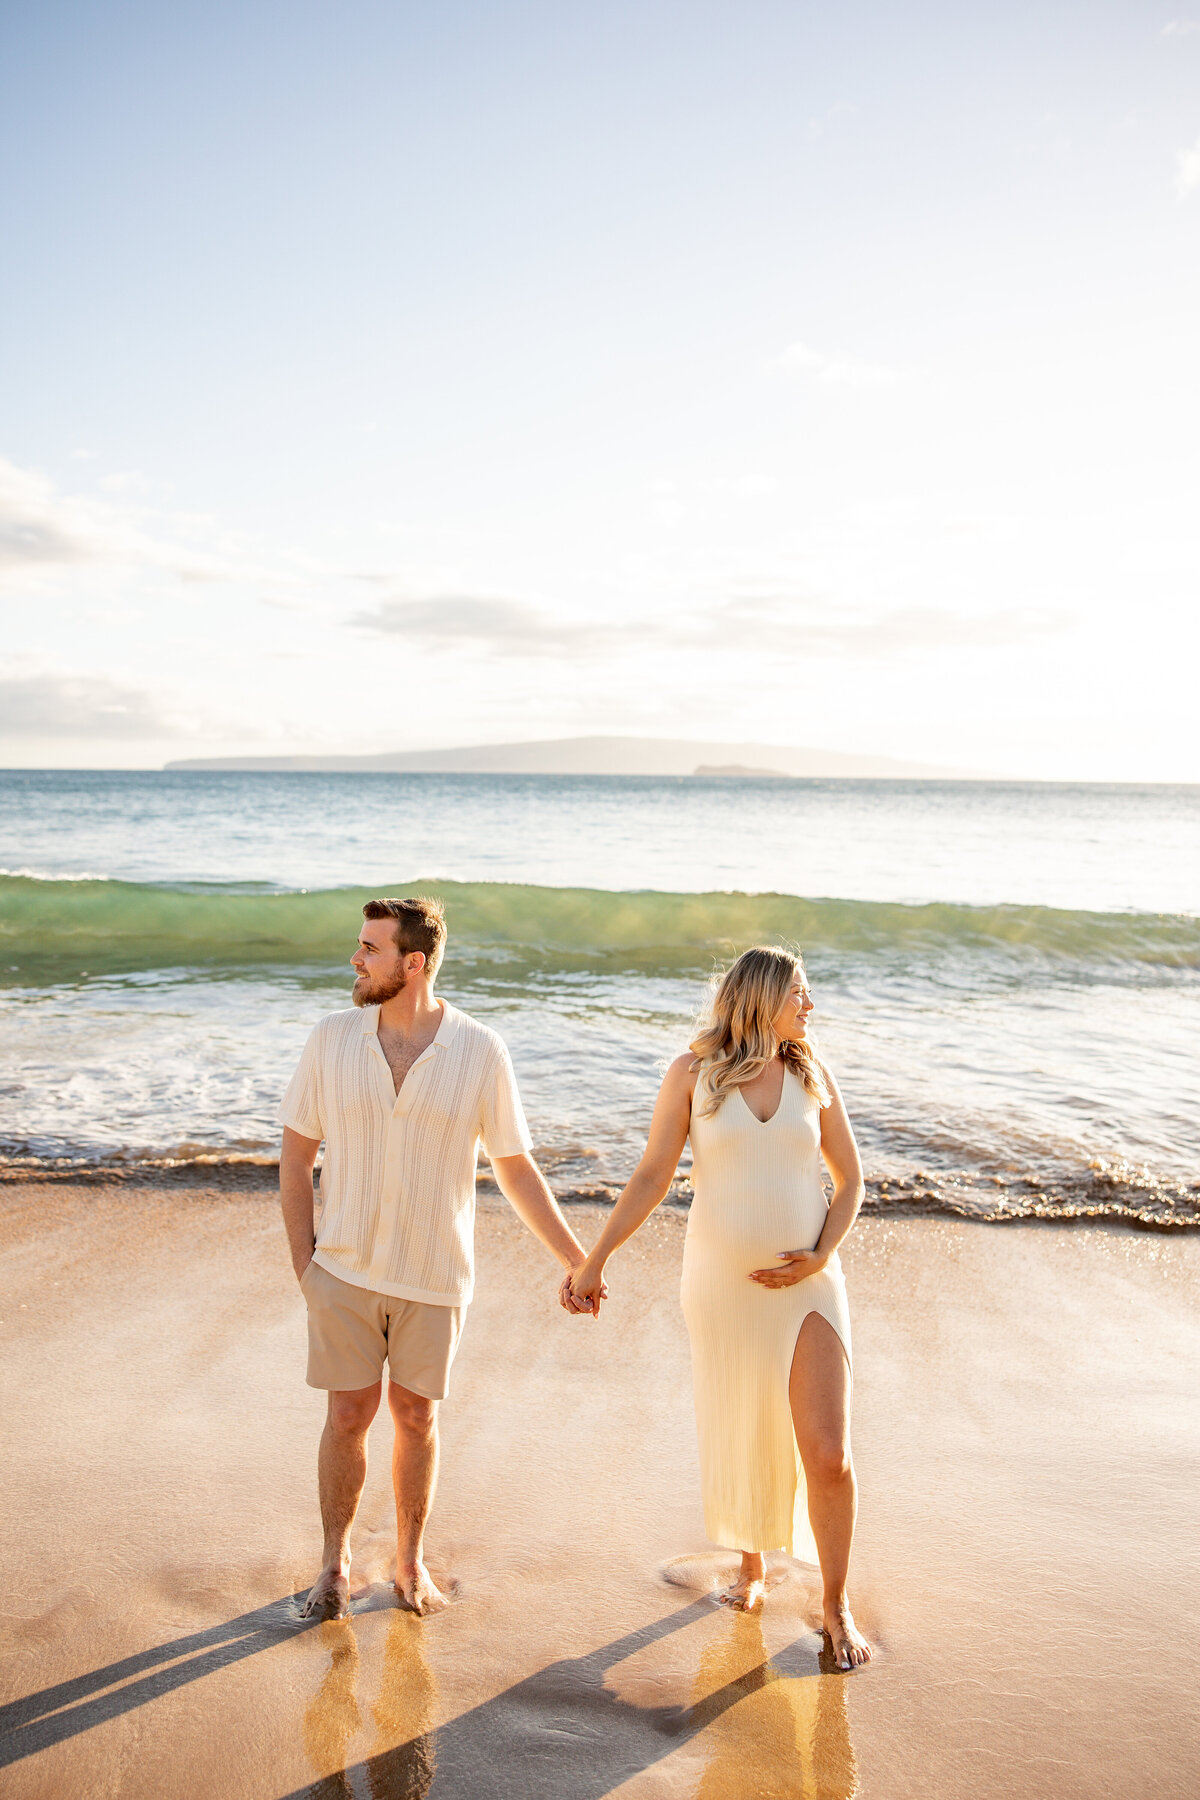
[1162,20,1200,37]
[774,341,908,390]
[0,469,96,571]
[355,587,1069,665]
[0,458,170,576]
[1175,136,1200,196]
[0,457,278,586]
[0,673,174,738]
[711,593,1071,655]
[353,595,617,657]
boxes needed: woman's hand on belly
[749,1248,830,1288]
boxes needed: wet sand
[0,1183,1197,1798]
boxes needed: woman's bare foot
[716,1552,766,1612]
[301,1568,351,1620]
[717,1574,766,1611]
[824,1597,871,1669]
[395,1560,450,1616]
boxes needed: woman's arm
[749,1063,865,1288]
[562,1054,695,1318]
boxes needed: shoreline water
[3,874,1197,1225]
[3,772,1197,1235]
[3,1156,1197,1232]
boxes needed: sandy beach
[1,1180,1197,1799]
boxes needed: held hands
[559,1258,608,1321]
[749,1248,829,1289]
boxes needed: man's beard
[352,967,408,1007]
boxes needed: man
[279,895,594,1619]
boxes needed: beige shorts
[300,1259,465,1399]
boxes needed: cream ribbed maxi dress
[680,1065,852,1563]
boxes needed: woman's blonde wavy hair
[690,945,830,1117]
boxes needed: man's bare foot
[301,1568,350,1621]
[824,1597,872,1669]
[716,1572,766,1612]
[395,1560,450,1616]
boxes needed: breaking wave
[2,873,1198,985]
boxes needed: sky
[1,0,1198,779]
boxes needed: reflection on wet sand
[693,1615,858,1800]
[289,1598,857,1800]
[367,1611,438,1799]
[303,1608,437,1800]
[303,1623,362,1788]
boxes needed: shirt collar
[432,1000,461,1046]
[359,999,461,1048]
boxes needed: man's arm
[490,1152,588,1276]
[280,1125,322,1281]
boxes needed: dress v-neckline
[738,1069,787,1127]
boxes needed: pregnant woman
[564,946,871,1669]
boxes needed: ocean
[1,769,1197,1228]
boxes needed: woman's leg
[790,1312,871,1668]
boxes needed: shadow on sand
[0,1592,858,1798]
[0,1589,339,1768]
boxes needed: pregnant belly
[685,1178,829,1267]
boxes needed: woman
[564,946,871,1669]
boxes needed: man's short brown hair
[362,896,447,981]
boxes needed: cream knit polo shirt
[278,1000,532,1307]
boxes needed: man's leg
[388,1381,449,1615]
[302,1381,382,1620]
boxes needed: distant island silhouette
[165,735,981,779]
[692,763,789,779]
